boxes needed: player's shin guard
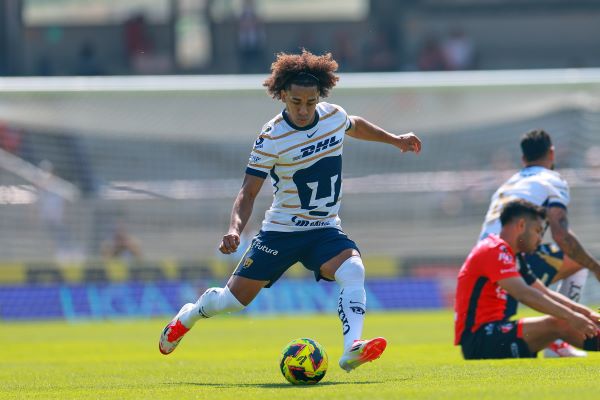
[557,268,588,303]
[180,285,245,328]
[335,256,366,351]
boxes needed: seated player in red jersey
[454,199,600,359]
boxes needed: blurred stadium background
[1,0,600,320]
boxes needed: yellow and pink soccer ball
[279,338,328,385]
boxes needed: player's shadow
[171,381,386,388]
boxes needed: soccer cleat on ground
[158,303,194,355]
[543,341,587,358]
[339,337,387,372]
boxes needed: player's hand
[219,232,240,254]
[589,309,600,326]
[568,312,599,339]
[393,132,422,154]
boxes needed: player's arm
[547,206,600,280]
[346,116,421,153]
[531,279,600,323]
[498,276,598,336]
[219,174,265,254]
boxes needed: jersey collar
[282,109,319,131]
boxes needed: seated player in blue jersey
[159,49,422,372]
[479,130,600,357]
[455,199,600,359]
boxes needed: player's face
[281,84,319,127]
[518,217,544,253]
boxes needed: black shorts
[524,243,564,285]
[460,320,536,360]
[233,228,360,287]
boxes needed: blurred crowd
[4,0,599,77]
[36,10,479,76]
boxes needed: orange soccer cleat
[338,337,387,372]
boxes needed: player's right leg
[159,230,294,355]
[159,276,265,355]
[520,315,600,354]
[518,316,565,353]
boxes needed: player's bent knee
[334,256,365,287]
[221,286,246,313]
[227,275,267,306]
[320,249,360,280]
[546,316,569,334]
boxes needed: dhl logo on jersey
[293,135,342,161]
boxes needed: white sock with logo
[180,285,245,328]
[557,268,588,303]
[334,256,366,351]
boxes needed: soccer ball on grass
[279,338,328,385]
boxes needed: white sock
[180,285,245,328]
[335,256,366,351]
[557,268,588,303]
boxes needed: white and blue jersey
[246,102,352,232]
[479,166,570,239]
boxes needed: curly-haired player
[159,49,421,372]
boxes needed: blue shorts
[524,243,563,285]
[233,228,360,288]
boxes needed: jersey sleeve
[345,114,353,131]
[330,103,352,132]
[544,177,570,210]
[245,130,278,179]
[483,245,521,283]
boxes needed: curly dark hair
[263,49,339,99]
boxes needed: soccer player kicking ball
[479,129,600,357]
[159,49,422,372]
[455,199,600,359]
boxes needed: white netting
[1,70,600,262]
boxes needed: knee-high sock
[180,285,244,328]
[557,268,588,303]
[335,256,366,351]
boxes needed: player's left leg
[320,248,387,372]
[321,249,366,350]
[526,245,589,357]
[552,255,588,302]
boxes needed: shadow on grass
[167,380,399,388]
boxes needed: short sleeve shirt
[454,235,524,345]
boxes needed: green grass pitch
[1,310,598,399]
